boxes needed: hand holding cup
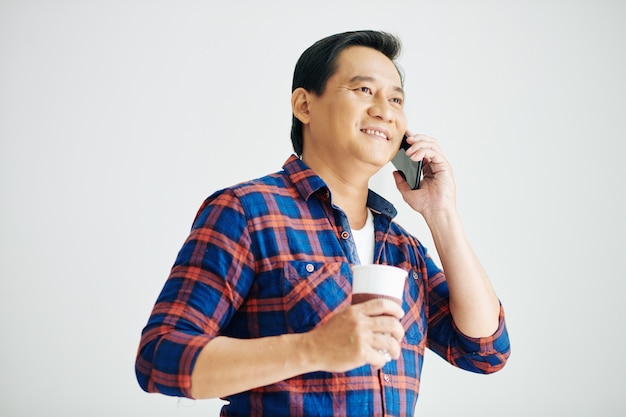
[351,264,407,363]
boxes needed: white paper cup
[351,264,407,305]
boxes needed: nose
[368,95,394,123]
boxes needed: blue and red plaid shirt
[136,155,510,416]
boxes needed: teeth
[363,129,388,140]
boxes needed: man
[136,30,510,416]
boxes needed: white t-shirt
[352,209,375,264]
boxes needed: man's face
[305,46,407,173]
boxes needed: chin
[363,156,391,172]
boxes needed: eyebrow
[348,75,405,96]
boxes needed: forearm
[425,208,500,337]
[191,333,318,399]
[190,299,406,399]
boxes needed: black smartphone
[391,134,423,190]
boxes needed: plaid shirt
[136,155,510,417]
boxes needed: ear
[291,87,312,125]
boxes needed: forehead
[332,46,403,86]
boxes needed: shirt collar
[282,155,398,219]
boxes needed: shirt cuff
[452,303,511,357]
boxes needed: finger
[409,146,447,169]
[406,133,436,145]
[368,349,388,369]
[404,135,441,156]
[378,349,393,362]
[372,333,402,361]
[354,298,405,320]
[371,316,405,343]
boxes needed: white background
[1,1,625,416]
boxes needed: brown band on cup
[351,293,402,306]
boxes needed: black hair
[290,30,403,156]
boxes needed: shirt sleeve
[421,246,511,374]
[135,189,255,397]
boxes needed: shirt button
[383,373,391,382]
[412,271,419,280]
[305,264,315,273]
[340,231,350,240]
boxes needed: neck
[333,186,370,230]
[302,153,370,229]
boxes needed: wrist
[289,331,322,373]
[423,207,460,230]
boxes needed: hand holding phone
[391,134,423,190]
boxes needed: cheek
[397,111,407,129]
[395,115,408,138]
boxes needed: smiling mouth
[361,129,389,141]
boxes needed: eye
[358,86,372,94]
[391,97,403,105]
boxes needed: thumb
[355,298,405,319]
[393,170,411,194]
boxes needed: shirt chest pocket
[402,268,427,346]
[283,261,352,334]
